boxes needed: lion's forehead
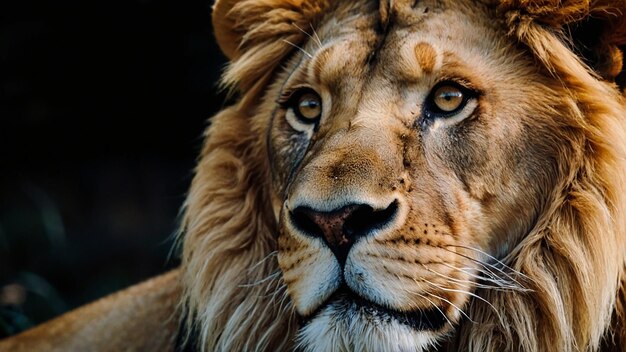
[301,0,503,118]
[274,0,518,193]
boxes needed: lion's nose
[290,201,398,264]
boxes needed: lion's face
[183,0,626,350]
[266,0,560,349]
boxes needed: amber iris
[433,85,464,112]
[296,93,322,121]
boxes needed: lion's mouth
[299,284,449,331]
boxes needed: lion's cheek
[278,235,341,316]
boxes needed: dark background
[0,0,226,337]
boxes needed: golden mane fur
[179,0,626,351]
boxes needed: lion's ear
[212,0,330,96]
[212,0,240,59]
[499,0,626,84]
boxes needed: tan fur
[0,270,180,352]
[2,1,626,351]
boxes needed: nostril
[291,209,325,238]
[344,200,398,237]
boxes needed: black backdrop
[0,0,226,337]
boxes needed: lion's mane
[178,1,626,351]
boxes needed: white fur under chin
[295,304,441,352]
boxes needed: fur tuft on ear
[212,0,330,101]
[498,0,626,82]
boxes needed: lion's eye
[281,89,323,133]
[294,92,322,122]
[432,85,464,112]
[422,82,477,126]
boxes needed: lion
[2,0,626,351]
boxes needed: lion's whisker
[439,262,507,285]
[248,250,278,272]
[416,279,476,324]
[423,278,505,325]
[414,270,501,318]
[266,274,285,296]
[239,270,281,288]
[470,258,525,286]
[438,261,524,291]
[419,263,521,292]
[292,23,323,49]
[404,277,475,324]
[428,269,508,290]
[457,267,526,291]
[442,246,530,290]
[396,276,454,329]
[425,290,476,324]
[444,248,507,277]
[420,293,455,329]
[445,244,530,280]
[309,23,323,48]
[282,39,313,58]
[277,288,294,317]
[440,249,503,280]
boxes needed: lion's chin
[295,288,445,352]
